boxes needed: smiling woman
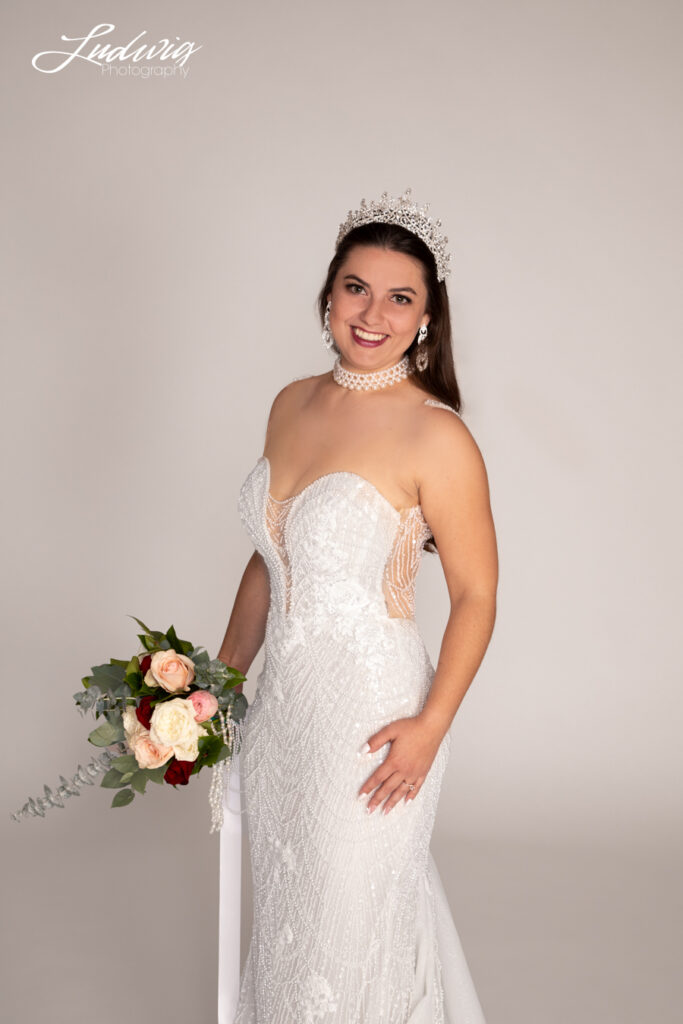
[218,188,497,1023]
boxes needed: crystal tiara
[335,187,452,283]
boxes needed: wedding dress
[230,396,486,1024]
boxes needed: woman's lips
[350,326,388,347]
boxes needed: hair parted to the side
[315,221,462,553]
[315,221,462,415]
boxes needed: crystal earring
[322,301,335,351]
[415,323,429,371]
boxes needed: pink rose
[187,690,219,723]
[131,731,174,770]
[144,649,196,694]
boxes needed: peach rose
[144,649,195,694]
[187,690,219,723]
[131,731,173,770]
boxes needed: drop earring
[322,301,335,351]
[415,323,429,371]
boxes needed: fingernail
[359,742,370,754]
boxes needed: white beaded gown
[232,397,486,1024]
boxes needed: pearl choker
[332,354,413,391]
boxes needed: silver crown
[335,187,452,283]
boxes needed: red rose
[136,694,155,730]
[140,654,152,674]
[164,757,194,786]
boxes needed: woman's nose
[359,294,384,325]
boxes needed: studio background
[2,2,681,1022]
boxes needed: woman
[218,189,498,1023]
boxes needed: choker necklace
[332,353,413,391]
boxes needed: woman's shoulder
[266,372,328,430]
[421,396,461,417]
[413,389,478,460]
[272,370,328,406]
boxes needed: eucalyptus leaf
[90,662,127,688]
[88,720,124,747]
[111,754,139,773]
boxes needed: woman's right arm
[216,549,270,695]
[218,380,297,693]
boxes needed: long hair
[315,221,461,553]
[315,221,461,413]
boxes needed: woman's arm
[358,410,498,814]
[216,550,271,694]
[417,410,499,739]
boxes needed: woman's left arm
[416,411,499,740]
[359,412,498,814]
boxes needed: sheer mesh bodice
[265,490,432,618]
[263,396,459,620]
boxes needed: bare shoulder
[414,395,492,518]
[270,371,328,414]
[413,394,474,455]
[265,371,329,442]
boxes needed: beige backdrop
[2,1,681,1022]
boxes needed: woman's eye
[393,294,411,304]
[347,283,364,294]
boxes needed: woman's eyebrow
[343,273,417,296]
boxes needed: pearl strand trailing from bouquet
[208,705,246,833]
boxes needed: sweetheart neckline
[259,455,426,521]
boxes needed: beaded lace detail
[232,392,487,1024]
[265,490,432,619]
[263,398,459,619]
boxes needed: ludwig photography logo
[31,22,202,77]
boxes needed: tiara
[335,187,451,283]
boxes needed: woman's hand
[357,713,446,815]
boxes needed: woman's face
[327,245,430,373]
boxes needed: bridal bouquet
[10,616,248,832]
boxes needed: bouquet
[10,616,248,832]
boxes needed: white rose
[149,698,200,760]
[122,705,146,747]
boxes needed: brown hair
[315,221,462,414]
[315,221,462,553]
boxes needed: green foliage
[101,768,130,789]
[111,788,135,808]
[88,720,124,746]
[196,734,225,767]
[70,615,250,812]
[230,692,249,721]
[130,771,148,794]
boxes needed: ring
[404,781,415,791]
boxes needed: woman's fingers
[366,771,407,814]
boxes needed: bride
[218,189,498,1023]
